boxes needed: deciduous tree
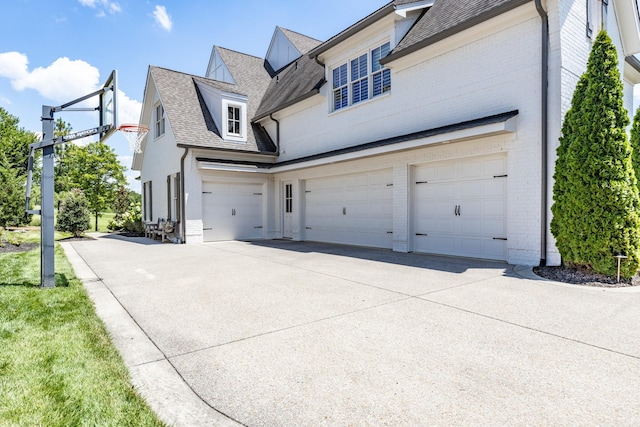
[64,141,126,231]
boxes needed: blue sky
[0,0,386,190]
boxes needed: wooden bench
[154,220,176,243]
[144,220,161,239]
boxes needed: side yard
[0,230,165,426]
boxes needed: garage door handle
[415,233,428,236]
[454,205,461,216]
[343,207,346,215]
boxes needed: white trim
[394,0,434,18]
[222,100,247,142]
[614,0,640,55]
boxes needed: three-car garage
[200,154,508,262]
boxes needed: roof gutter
[180,147,188,243]
[270,113,280,155]
[308,3,396,60]
[535,0,549,267]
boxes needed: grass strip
[0,245,166,426]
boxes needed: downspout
[535,0,549,266]
[180,147,188,244]
[270,113,280,155]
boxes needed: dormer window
[228,106,241,135]
[222,100,247,142]
[332,42,391,112]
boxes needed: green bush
[122,202,143,234]
[56,189,91,237]
[551,31,640,278]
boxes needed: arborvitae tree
[551,30,640,278]
[630,106,640,183]
[551,78,587,263]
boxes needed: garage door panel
[413,155,507,261]
[304,171,392,249]
[460,218,483,235]
[202,182,263,242]
[483,218,506,236]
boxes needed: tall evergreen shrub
[630,106,640,183]
[550,31,640,278]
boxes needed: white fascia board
[614,0,640,55]
[395,0,434,18]
[197,161,268,173]
[270,116,517,173]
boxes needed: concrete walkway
[62,235,640,426]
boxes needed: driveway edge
[60,241,243,427]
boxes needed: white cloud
[0,52,142,138]
[0,52,100,102]
[117,89,142,125]
[78,0,121,16]
[0,96,11,105]
[153,5,173,32]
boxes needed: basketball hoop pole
[40,105,56,288]
[27,70,117,288]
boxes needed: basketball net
[117,123,149,153]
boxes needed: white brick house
[132,0,640,266]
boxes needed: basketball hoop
[117,123,149,153]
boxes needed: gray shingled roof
[308,1,428,59]
[279,27,322,55]
[254,54,325,121]
[383,0,531,63]
[150,64,276,153]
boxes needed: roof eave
[253,88,322,122]
[308,3,396,59]
[176,143,279,157]
[381,0,531,65]
[626,55,640,74]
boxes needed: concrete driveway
[62,235,640,426]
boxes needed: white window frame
[222,100,247,142]
[155,103,165,139]
[331,41,391,112]
[227,106,241,136]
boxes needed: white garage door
[202,181,263,242]
[304,170,393,249]
[413,155,507,261]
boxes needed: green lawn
[0,233,165,426]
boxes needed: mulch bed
[534,265,640,288]
[57,236,96,242]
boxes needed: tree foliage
[0,107,38,227]
[0,107,37,173]
[0,159,31,227]
[64,141,126,231]
[551,30,640,278]
[54,118,73,194]
[56,188,90,237]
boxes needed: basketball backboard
[99,69,118,142]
